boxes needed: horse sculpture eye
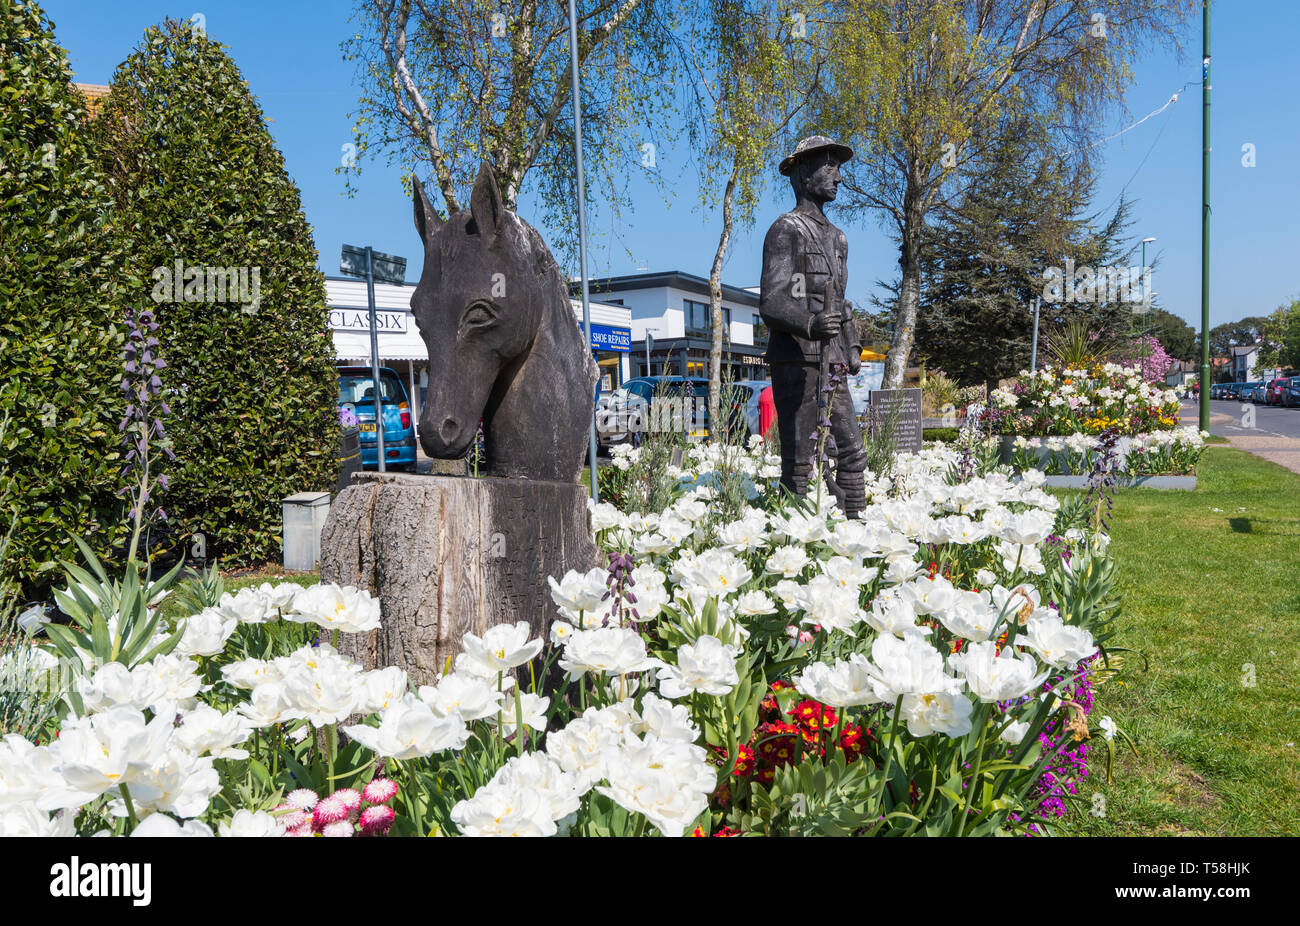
[460,302,496,334]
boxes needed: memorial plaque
[869,388,923,455]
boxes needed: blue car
[338,366,418,471]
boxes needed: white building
[1229,343,1261,382]
[325,277,633,438]
[572,271,771,382]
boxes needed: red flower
[712,781,732,808]
[789,699,837,732]
[690,826,707,837]
[839,724,866,759]
[731,744,756,777]
[713,826,741,837]
[755,721,799,764]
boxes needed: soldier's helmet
[779,135,854,176]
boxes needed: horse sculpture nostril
[439,417,459,442]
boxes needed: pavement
[1183,397,1300,475]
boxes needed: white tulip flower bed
[0,441,1122,837]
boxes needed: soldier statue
[759,135,867,518]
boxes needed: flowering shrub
[1,441,1122,837]
[985,363,1184,437]
[1009,426,1207,476]
[1107,335,1175,385]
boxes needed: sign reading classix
[328,309,410,333]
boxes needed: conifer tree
[94,18,340,567]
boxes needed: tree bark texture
[885,191,924,388]
[320,472,599,686]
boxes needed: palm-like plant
[1043,319,1116,370]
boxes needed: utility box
[283,491,331,571]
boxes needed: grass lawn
[222,567,319,593]
[1058,446,1300,836]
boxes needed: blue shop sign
[583,323,631,352]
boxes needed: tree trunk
[708,160,740,438]
[884,175,925,389]
[320,472,599,686]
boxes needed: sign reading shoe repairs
[328,309,410,333]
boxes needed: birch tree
[342,0,682,254]
[812,0,1194,387]
[688,0,822,433]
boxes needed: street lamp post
[340,244,407,474]
[1200,1,1212,432]
[1029,296,1041,373]
[644,328,659,377]
[1137,237,1156,380]
[566,0,598,501]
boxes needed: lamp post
[1137,237,1156,380]
[1029,295,1041,373]
[566,0,598,501]
[340,244,407,473]
[644,327,659,377]
[1143,292,1159,380]
[1200,0,1212,432]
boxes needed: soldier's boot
[782,464,813,500]
[837,469,866,520]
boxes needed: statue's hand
[808,311,842,340]
[848,353,862,375]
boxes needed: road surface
[1186,398,1300,474]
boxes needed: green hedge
[90,19,340,569]
[0,1,132,597]
[922,427,960,443]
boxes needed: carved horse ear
[411,175,443,247]
[469,162,506,246]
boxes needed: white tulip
[345,693,469,758]
[657,635,739,699]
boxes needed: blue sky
[44,0,1300,331]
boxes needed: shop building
[570,271,770,383]
[325,278,633,438]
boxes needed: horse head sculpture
[410,164,598,483]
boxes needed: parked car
[1286,375,1300,408]
[719,380,771,441]
[1265,377,1290,406]
[337,366,418,471]
[1210,383,1226,400]
[596,376,712,450]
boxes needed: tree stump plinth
[320,472,598,685]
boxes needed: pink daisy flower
[362,778,399,805]
[322,820,355,838]
[332,788,363,814]
[284,822,314,838]
[277,809,309,830]
[358,804,395,836]
[285,788,319,811]
[312,793,350,829]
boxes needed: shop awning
[332,329,428,362]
